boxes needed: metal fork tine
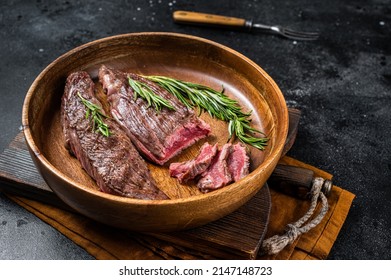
[284,28,319,36]
[280,28,319,40]
[284,29,319,38]
[285,32,319,39]
[284,34,319,40]
[285,35,318,41]
[265,25,319,40]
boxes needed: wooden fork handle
[173,10,247,29]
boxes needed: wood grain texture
[173,11,246,28]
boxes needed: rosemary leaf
[77,92,111,137]
[146,76,268,150]
[128,77,175,111]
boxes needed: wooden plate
[22,32,288,231]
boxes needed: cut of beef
[98,65,211,165]
[171,142,250,192]
[169,142,218,183]
[61,71,168,200]
[197,143,233,193]
[227,143,250,182]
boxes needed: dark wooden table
[0,0,390,259]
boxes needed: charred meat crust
[61,71,168,200]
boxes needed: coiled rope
[261,177,329,255]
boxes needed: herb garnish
[128,77,175,111]
[145,76,269,150]
[126,74,268,150]
[77,92,111,137]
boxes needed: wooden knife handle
[173,10,246,28]
[269,165,333,199]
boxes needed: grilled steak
[98,65,211,165]
[169,142,218,183]
[197,143,233,193]
[61,71,168,200]
[227,143,250,182]
[171,142,250,192]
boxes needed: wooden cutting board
[0,108,300,259]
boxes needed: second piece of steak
[99,65,211,165]
[169,142,218,183]
[197,143,233,193]
[227,143,250,182]
[170,142,250,193]
[61,71,168,200]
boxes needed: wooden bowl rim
[22,32,288,206]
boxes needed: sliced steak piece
[169,142,218,183]
[61,71,168,200]
[227,143,250,182]
[98,65,211,165]
[197,143,233,193]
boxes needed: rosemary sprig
[128,77,175,111]
[146,76,268,150]
[228,117,269,150]
[77,92,111,137]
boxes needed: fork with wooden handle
[173,10,319,41]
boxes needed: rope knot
[285,224,300,241]
[260,177,330,256]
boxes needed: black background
[0,0,390,259]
